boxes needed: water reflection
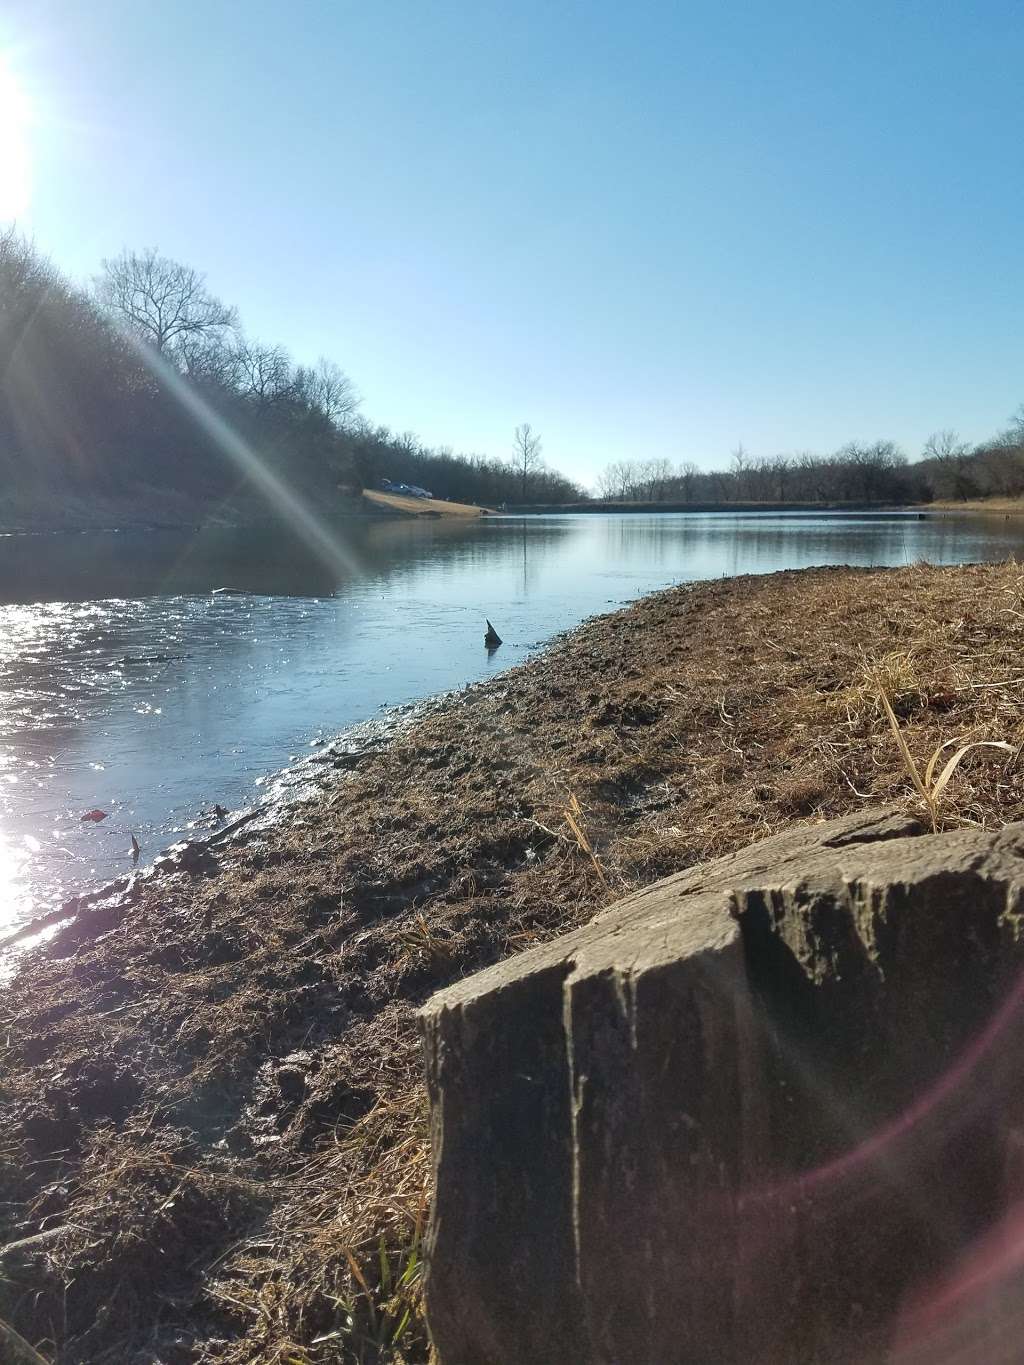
[1,511,1022,928]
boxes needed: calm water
[1,511,1022,930]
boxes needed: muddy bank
[0,700,449,962]
[3,562,1024,1363]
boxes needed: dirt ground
[4,561,1024,1364]
[360,490,485,517]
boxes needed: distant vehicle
[380,478,432,499]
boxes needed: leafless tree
[0,225,51,311]
[677,461,699,501]
[638,457,673,500]
[295,357,359,427]
[237,341,293,406]
[730,443,750,498]
[795,451,832,502]
[514,422,544,500]
[96,248,237,358]
[769,454,791,501]
[596,460,634,499]
[177,333,243,388]
[922,430,976,501]
[922,429,969,464]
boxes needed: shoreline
[505,498,922,515]
[0,491,405,538]
[0,691,470,964]
[3,560,1024,1361]
[2,494,1021,537]
[5,497,1016,538]
[915,496,1024,517]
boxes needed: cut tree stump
[421,808,1024,1364]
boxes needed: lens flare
[130,340,362,583]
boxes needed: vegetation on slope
[0,230,583,529]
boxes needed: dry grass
[923,497,1024,515]
[4,561,1024,1361]
[872,679,1014,830]
[361,490,485,518]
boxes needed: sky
[1,0,1022,488]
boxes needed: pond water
[1,510,1022,930]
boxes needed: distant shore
[502,498,922,515]
[0,489,404,537]
[7,492,1023,535]
[917,496,1024,516]
[3,560,1023,1361]
[0,488,497,536]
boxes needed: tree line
[0,230,583,521]
[4,227,1021,517]
[596,423,1024,506]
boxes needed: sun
[0,52,31,219]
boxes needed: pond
[1,510,1021,930]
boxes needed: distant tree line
[597,422,1024,506]
[0,230,583,519]
[346,423,582,506]
[5,226,1022,519]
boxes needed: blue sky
[2,0,1023,486]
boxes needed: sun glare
[0,828,31,935]
[0,52,32,218]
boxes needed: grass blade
[930,741,1015,804]
[563,794,608,886]
[875,683,929,804]
[924,737,961,790]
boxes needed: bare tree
[835,440,906,501]
[637,457,673,501]
[922,430,976,501]
[0,226,58,368]
[96,248,237,359]
[295,357,359,427]
[769,453,791,501]
[596,460,635,499]
[177,333,242,388]
[677,461,699,502]
[795,451,832,502]
[730,443,750,498]
[395,430,420,458]
[922,429,969,463]
[513,422,543,500]
[236,340,292,406]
